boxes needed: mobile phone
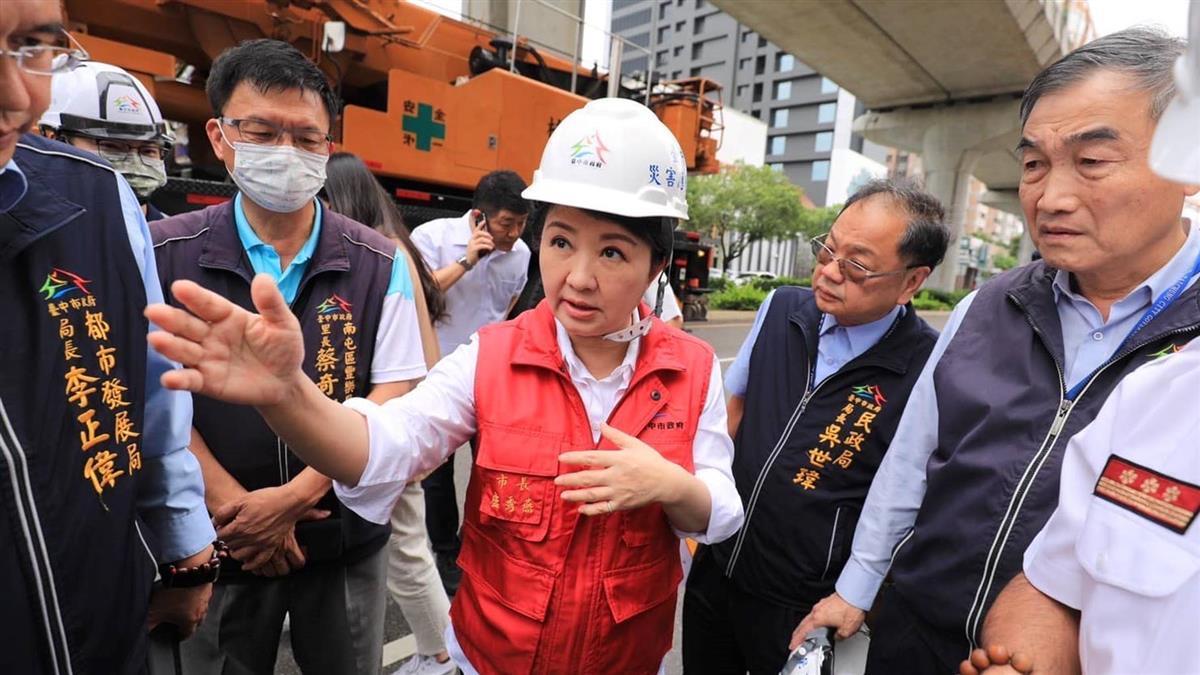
[475,210,492,258]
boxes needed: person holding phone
[410,170,532,594]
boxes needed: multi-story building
[611,0,887,208]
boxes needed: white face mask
[221,127,327,213]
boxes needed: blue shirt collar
[233,192,322,268]
[820,304,904,354]
[0,159,29,213]
[1051,223,1200,307]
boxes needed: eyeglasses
[809,234,925,284]
[87,138,166,163]
[1,29,89,76]
[219,117,332,154]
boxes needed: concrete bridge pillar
[854,98,1022,291]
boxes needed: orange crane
[61,0,723,218]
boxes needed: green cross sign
[402,103,446,152]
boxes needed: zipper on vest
[723,363,821,577]
[0,396,73,675]
[963,315,1200,647]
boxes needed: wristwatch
[456,255,475,271]
[158,540,229,588]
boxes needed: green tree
[993,253,1017,271]
[685,163,824,272]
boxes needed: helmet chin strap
[603,312,653,343]
[602,219,677,343]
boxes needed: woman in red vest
[147,98,744,674]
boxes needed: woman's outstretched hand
[145,274,305,407]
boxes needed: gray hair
[838,178,950,269]
[1020,27,1186,126]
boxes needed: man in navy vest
[682,179,949,674]
[151,39,428,674]
[0,2,216,673]
[795,27,1200,674]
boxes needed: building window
[692,42,705,59]
[628,32,650,48]
[674,45,683,56]
[758,36,767,48]
[751,109,761,120]
[772,108,789,128]
[753,82,763,103]
[742,31,753,43]
[777,53,795,72]
[739,57,750,70]
[672,70,682,79]
[659,2,669,20]
[657,26,669,43]
[770,135,787,156]
[694,16,705,33]
[736,84,748,98]
[814,131,833,152]
[656,50,668,67]
[696,0,706,8]
[775,80,792,99]
[675,20,685,32]
[818,102,836,123]
[821,77,839,94]
[755,54,766,75]
[811,160,830,181]
[769,163,784,172]
[612,8,652,33]
[690,66,702,77]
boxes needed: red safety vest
[452,300,715,674]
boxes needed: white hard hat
[1149,1,1200,184]
[522,97,689,220]
[39,60,174,144]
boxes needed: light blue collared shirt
[234,193,323,305]
[724,288,903,396]
[2,156,214,563]
[836,224,1200,611]
[234,192,415,305]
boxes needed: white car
[732,270,778,285]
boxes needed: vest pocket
[602,554,683,623]
[459,521,558,621]
[475,423,561,543]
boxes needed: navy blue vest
[709,287,937,608]
[0,135,156,674]
[151,200,397,578]
[890,261,1200,651]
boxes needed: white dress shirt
[1024,338,1200,675]
[411,211,531,356]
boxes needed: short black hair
[1020,27,1185,127]
[839,178,949,269]
[206,39,341,127]
[472,170,530,216]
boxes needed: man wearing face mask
[39,60,173,221]
[150,38,428,674]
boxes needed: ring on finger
[606,500,615,514]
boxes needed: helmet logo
[112,95,141,114]
[569,131,609,168]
